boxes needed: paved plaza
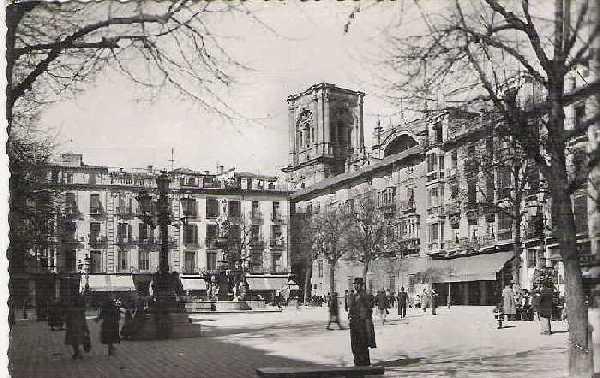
[8,306,569,377]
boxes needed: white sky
[39,1,416,176]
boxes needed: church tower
[282,83,365,189]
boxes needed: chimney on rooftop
[147,165,153,173]
[217,165,224,174]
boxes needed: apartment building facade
[38,154,292,297]
[288,83,593,305]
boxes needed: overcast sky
[40,1,421,176]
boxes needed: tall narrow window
[206,252,217,270]
[184,252,196,274]
[118,250,128,271]
[138,250,150,271]
[206,198,219,218]
[90,194,101,214]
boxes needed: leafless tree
[6,0,254,136]
[290,212,318,304]
[345,192,389,282]
[367,0,599,374]
[311,205,352,295]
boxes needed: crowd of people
[496,283,563,335]
[36,293,148,360]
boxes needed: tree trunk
[303,257,312,304]
[362,256,370,288]
[329,260,337,295]
[512,188,523,289]
[549,93,593,376]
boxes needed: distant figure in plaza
[344,290,349,312]
[413,294,421,309]
[97,297,121,355]
[385,289,395,309]
[64,294,89,360]
[47,299,64,331]
[502,284,516,321]
[493,300,504,329]
[348,278,375,366]
[421,288,429,313]
[375,290,388,325]
[326,292,343,330]
[532,286,554,335]
[397,287,408,318]
[430,288,438,315]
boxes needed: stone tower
[282,83,365,189]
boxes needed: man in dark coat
[533,286,554,335]
[97,298,121,355]
[64,295,89,359]
[344,290,349,312]
[397,287,408,318]
[348,278,373,366]
[326,292,343,330]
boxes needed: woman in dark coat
[64,295,89,359]
[97,298,121,355]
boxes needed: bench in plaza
[256,366,385,377]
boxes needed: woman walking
[64,294,89,360]
[97,297,121,356]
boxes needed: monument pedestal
[130,311,202,340]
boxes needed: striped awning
[83,274,135,292]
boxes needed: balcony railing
[115,207,134,218]
[271,213,285,223]
[183,240,201,249]
[89,235,108,247]
[427,205,445,217]
[270,238,286,249]
[251,211,264,223]
[426,170,445,182]
[205,238,219,249]
[398,200,416,213]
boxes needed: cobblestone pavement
[8,306,569,377]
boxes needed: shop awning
[247,276,288,291]
[83,274,135,292]
[432,251,514,283]
[181,277,207,291]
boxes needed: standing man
[348,278,373,366]
[421,288,429,313]
[375,290,387,325]
[326,292,344,330]
[397,287,408,318]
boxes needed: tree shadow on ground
[9,320,327,378]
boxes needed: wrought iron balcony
[398,200,416,213]
[89,235,108,248]
[115,207,134,218]
[269,238,286,249]
[271,213,286,223]
[89,207,106,217]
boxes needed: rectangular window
[138,250,150,271]
[467,180,477,205]
[184,224,198,245]
[118,250,128,271]
[206,224,218,242]
[206,198,219,218]
[184,252,196,274]
[65,250,76,272]
[65,192,77,214]
[251,225,261,242]
[139,223,148,241]
[90,250,102,273]
[574,196,588,234]
[90,222,101,241]
[575,105,585,130]
[88,173,96,185]
[66,173,73,184]
[272,201,281,219]
[451,150,458,168]
[90,194,101,214]
[318,260,324,278]
[206,252,217,271]
[527,249,536,268]
[271,254,282,273]
[182,198,197,217]
[229,224,241,241]
[251,201,260,218]
[117,223,127,242]
[228,201,241,217]
[251,251,263,272]
[429,223,439,243]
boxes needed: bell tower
[282,83,365,189]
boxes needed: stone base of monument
[129,312,202,340]
[183,299,281,313]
